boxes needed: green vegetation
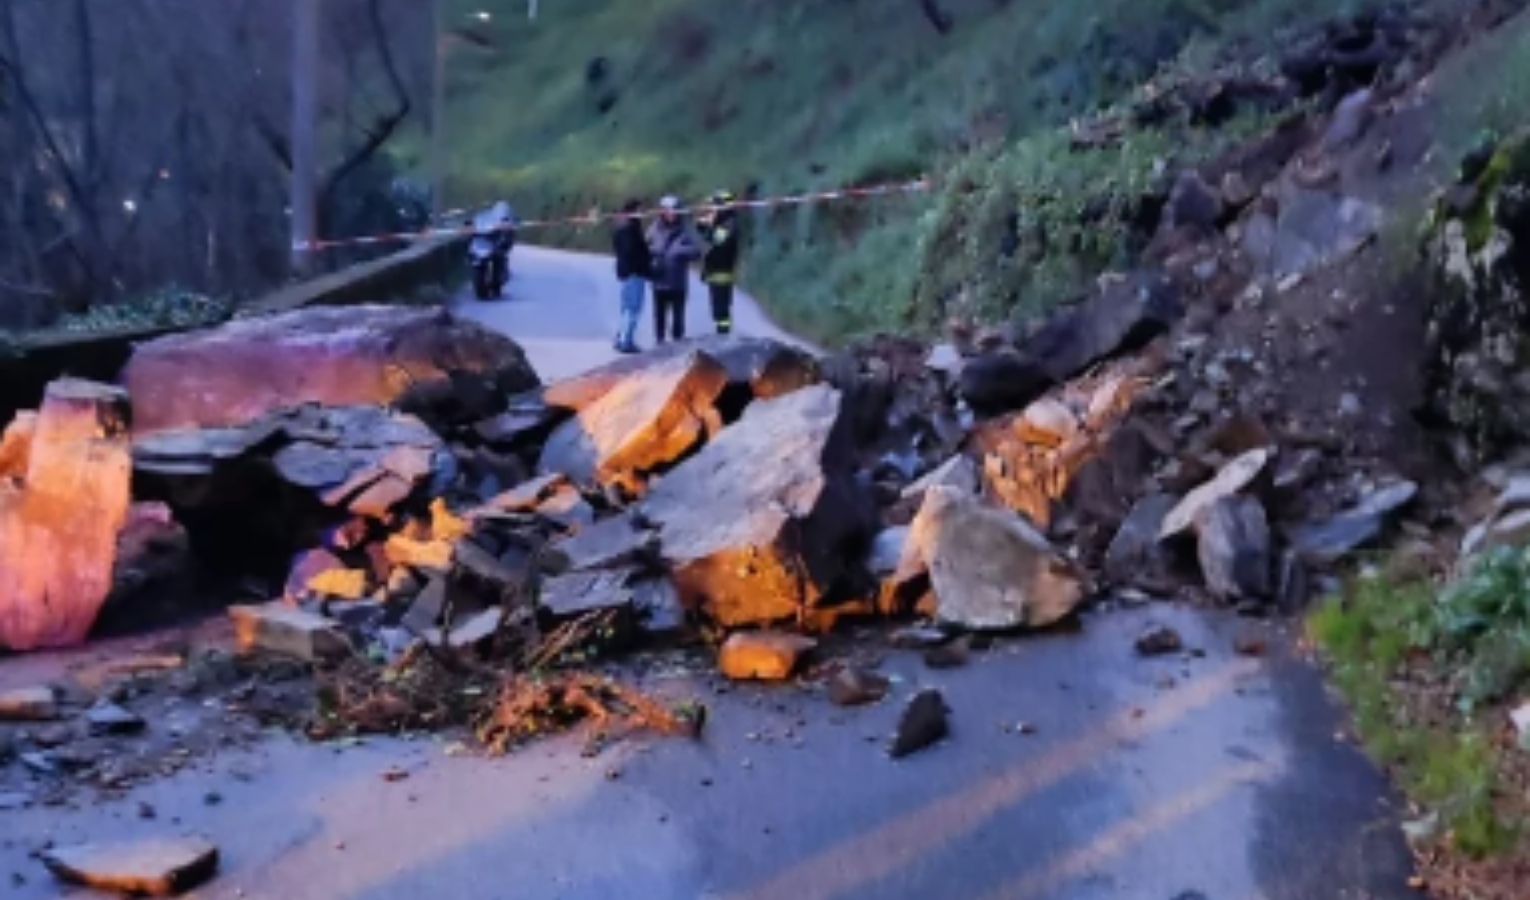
[1309,551,1530,857]
[433,0,1362,342]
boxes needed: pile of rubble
[0,256,1434,749]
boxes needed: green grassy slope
[430,0,1377,342]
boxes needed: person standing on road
[645,195,702,344]
[698,190,741,335]
[611,199,652,354]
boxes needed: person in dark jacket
[645,195,702,344]
[699,189,741,334]
[611,199,651,354]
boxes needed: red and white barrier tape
[294,178,931,253]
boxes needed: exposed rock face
[123,306,539,434]
[901,486,1089,632]
[1241,179,1382,280]
[1423,130,1530,465]
[639,385,875,628]
[0,380,133,650]
[537,351,728,495]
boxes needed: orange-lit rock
[640,385,875,629]
[538,351,729,496]
[0,380,133,650]
[718,631,817,681]
[228,603,350,662]
[0,411,35,480]
[901,486,1089,632]
[543,336,818,413]
[122,306,539,434]
[974,359,1154,529]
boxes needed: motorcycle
[468,201,516,300]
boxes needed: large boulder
[537,350,729,495]
[543,336,819,414]
[638,385,875,628]
[0,380,133,650]
[1017,272,1183,388]
[897,486,1089,632]
[122,306,539,434]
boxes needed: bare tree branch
[0,2,107,291]
[320,0,412,208]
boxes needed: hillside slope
[435,0,1527,343]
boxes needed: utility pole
[430,0,447,214]
[290,0,320,275]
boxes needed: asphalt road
[0,251,1420,899]
[452,246,807,382]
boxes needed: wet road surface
[0,607,1416,899]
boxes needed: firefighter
[699,189,740,335]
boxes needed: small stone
[890,689,949,759]
[19,752,57,775]
[923,637,971,670]
[827,668,891,707]
[305,567,372,601]
[85,703,145,736]
[1233,635,1267,657]
[0,687,58,722]
[718,632,817,681]
[31,725,73,749]
[203,791,222,806]
[888,626,952,650]
[41,838,219,897]
[228,604,351,662]
[1135,626,1183,657]
[138,802,157,820]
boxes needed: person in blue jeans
[611,199,652,354]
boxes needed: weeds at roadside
[1309,554,1530,858]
